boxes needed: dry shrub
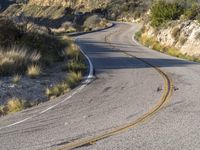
[6,98,24,113]
[0,46,40,75]
[26,64,41,78]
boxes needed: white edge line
[0,38,94,130]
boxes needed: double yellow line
[57,29,174,150]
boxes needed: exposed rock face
[145,20,200,56]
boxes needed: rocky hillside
[136,0,200,60]
[144,20,200,56]
[27,0,151,21]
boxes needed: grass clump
[6,98,24,113]
[46,82,70,98]
[136,30,200,63]
[66,71,83,88]
[65,43,80,59]
[12,74,21,84]
[64,60,86,72]
[83,15,108,30]
[0,46,41,75]
[26,64,41,78]
[0,16,66,76]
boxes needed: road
[1,22,200,150]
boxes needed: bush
[6,98,24,113]
[150,0,184,27]
[26,64,41,78]
[84,15,107,29]
[0,46,40,75]
[66,71,82,87]
[46,82,70,98]
[65,60,86,72]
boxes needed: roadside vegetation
[45,38,86,99]
[136,29,200,62]
[0,16,87,116]
[150,0,200,27]
[135,0,200,62]
[3,4,110,35]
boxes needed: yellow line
[57,29,174,150]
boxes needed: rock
[145,20,200,56]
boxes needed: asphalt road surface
[1,22,200,150]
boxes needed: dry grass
[46,82,70,98]
[26,64,41,78]
[65,43,80,59]
[6,98,24,113]
[84,15,108,30]
[12,74,21,84]
[0,46,41,75]
[137,32,200,63]
[63,60,86,72]
[66,71,83,87]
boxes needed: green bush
[150,0,184,27]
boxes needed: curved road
[1,23,200,150]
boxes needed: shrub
[6,98,24,113]
[65,43,81,60]
[26,64,41,78]
[150,0,184,27]
[20,33,65,63]
[66,71,82,87]
[66,60,86,72]
[0,46,40,75]
[12,74,21,84]
[84,15,101,28]
[46,82,70,98]
[84,15,108,29]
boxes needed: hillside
[3,0,152,22]
[136,0,200,61]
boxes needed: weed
[26,64,41,78]
[12,74,21,84]
[66,60,86,72]
[0,46,40,75]
[46,82,70,98]
[66,71,82,88]
[6,98,24,113]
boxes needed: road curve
[0,23,200,150]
